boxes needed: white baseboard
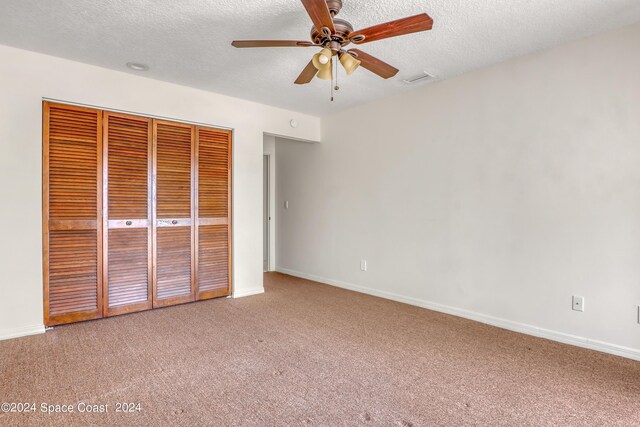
[233,287,265,298]
[0,324,46,342]
[277,267,640,362]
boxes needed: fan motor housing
[311,18,353,47]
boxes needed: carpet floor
[1,272,639,426]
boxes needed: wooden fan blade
[300,0,336,34]
[349,49,399,79]
[350,13,433,44]
[232,40,316,48]
[295,60,319,85]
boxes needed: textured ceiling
[1,0,639,116]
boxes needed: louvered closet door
[196,127,232,300]
[43,102,103,326]
[153,121,195,307]
[103,112,153,316]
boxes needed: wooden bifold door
[43,102,232,326]
[153,120,195,307]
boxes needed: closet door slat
[43,102,103,326]
[103,112,153,316]
[196,127,232,300]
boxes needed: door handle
[157,219,189,227]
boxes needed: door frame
[263,154,270,272]
[263,138,277,272]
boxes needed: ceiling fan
[231,0,433,97]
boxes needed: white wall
[0,44,320,340]
[276,23,640,359]
[263,135,277,272]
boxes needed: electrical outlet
[572,296,585,312]
[360,260,367,271]
[284,201,289,209]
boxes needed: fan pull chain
[331,58,334,102]
[335,57,340,92]
[330,56,340,102]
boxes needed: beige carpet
[1,273,638,426]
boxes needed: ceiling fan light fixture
[339,52,361,76]
[316,59,333,80]
[312,48,333,69]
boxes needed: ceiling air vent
[402,72,435,85]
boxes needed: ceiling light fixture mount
[126,62,149,71]
[231,0,434,100]
[325,0,343,16]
